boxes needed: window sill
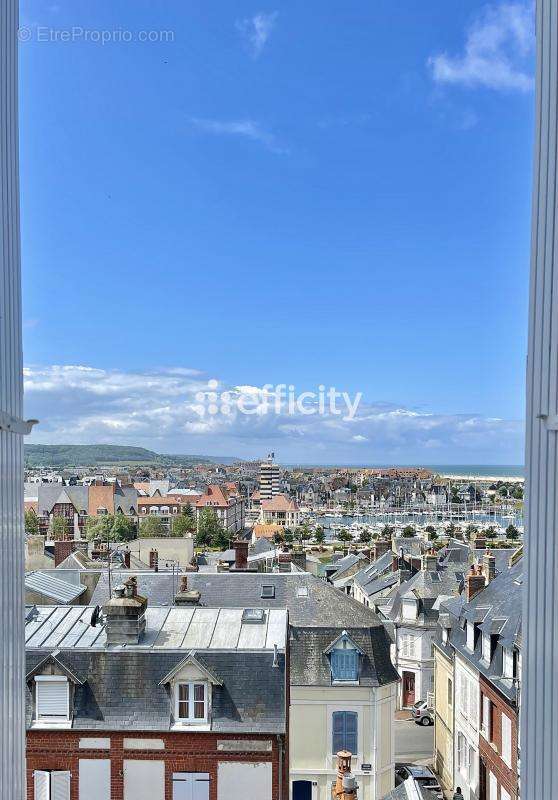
[31,720,72,729]
[171,722,210,732]
[331,680,360,686]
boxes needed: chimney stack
[122,548,131,569]
[54,539,79,566]
[483,550,496,584]
[174,574,201,605]
[473,533,486,552]
[149,548,159,572]
[466,564,487,601]
[103,577,147,645]
[332,751,358,799]
[232,539,248,570]
[278,552,292,573]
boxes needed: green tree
[50,515,69,540]
[465,524,479,539]
[484,526,498,540]
[511,485,523,500]
[381,524,395,538]
[273,531,285,546]
[172,512,196,538]
[24,508,39,534]
[359,529,372,544]
[110,513,137,542]
[86,514,113,541]
[425,525,438,541]
[314,527,325,546]
[182,501,195,519]
[295,524,312,544]
[506,524,520,541]
[338,530,353,543]
[196,507,228,549]
[284,531,294,544]
[139,515,167,538]
[401,525,415,538]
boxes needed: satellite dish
[90,605,103,628]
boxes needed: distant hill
[24,444,239,469]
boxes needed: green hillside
[24,444,238,468]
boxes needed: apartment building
[259,454,281,500]
[195,484,245,534]
[259,494,300,528]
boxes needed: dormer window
[175,682,207,724]
[503,647,515,679]
[402,597,418,621]
[331,649,359,681]
[34,676,69,723]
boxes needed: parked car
[394,764,443,799]
[412,698,434,726]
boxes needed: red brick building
[479,674,519,800]
[25,578,288,800]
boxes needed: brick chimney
[332,751,358,799]
[54,539,78,566]
[103,577,147,645]
[232,539,248,570]
[372,539,391,561]
[149,548,159,572]
[466,564,487,601]
[278,552,292,573]
[483,550,496,584]
[174,575,201,605]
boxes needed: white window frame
[481,694,491,740]
[466,622,475,651]
[34,676,70,724]
[503,647,514,679]
[174,682,208,725]
[482,633,491,663]
[501,712,512,768]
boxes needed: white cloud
[189,117,288,155]
[428,2,534,92]
[23,364,524,463]
[236,11,278,58]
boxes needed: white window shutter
[34,770,50,800]
[36,680,68,718]
[51,771,71,800]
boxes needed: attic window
[331,649,359,681]
[261,585,275,599]
[242,608,266,624]
[35,676,69,722]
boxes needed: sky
[19,0,535,464]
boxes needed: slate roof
[353,551,394,598]
[26,649,285,733]
[25,571,87,604]
[290,626,399,688]
[89,572,387,627]
[449,556,522,703]
[37,485,89,514]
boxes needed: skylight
[242,608,266,624]
[261,585,275,599]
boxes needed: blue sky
[20,1,534,464]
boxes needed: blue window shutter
[345,711,358,754]
[332,711,345,753]
[332,711,358,754]
[331,650,358,680]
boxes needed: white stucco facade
[289,683,397,800]
[453,652,480,800]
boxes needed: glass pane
[194,684,205,701]
[194,701,205,719]
[178,701,189,719]
[179,684,189,703]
